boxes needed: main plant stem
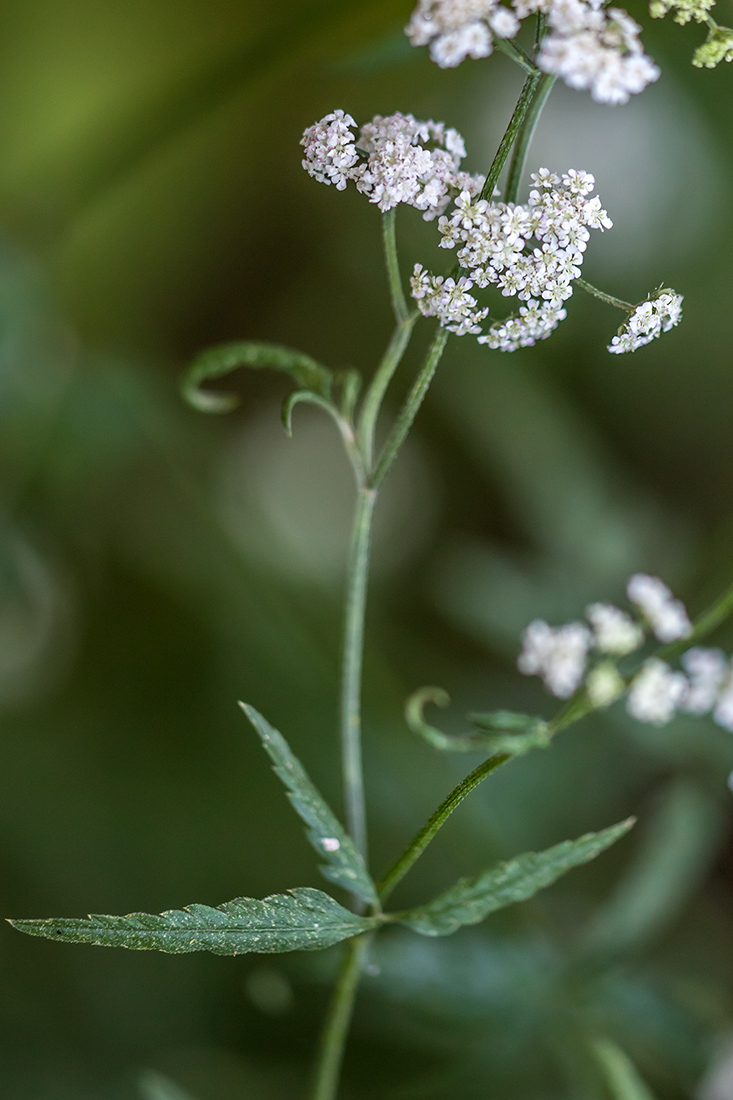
[341,485,377,864]
[310,935,372,1100]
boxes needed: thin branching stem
[357,313,418,472]
[341,486,377,865]
[377,754,510,903]
[504,73,556,203]
[575,277,634,312]
[479,69,543,202]
[310,935,372,1100]
[382,209,409,324]
[371,326,449,490]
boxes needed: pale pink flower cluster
[413,168,611,348]
[405,0,660,104]
[301,110,484,221]
[607,290,684,353]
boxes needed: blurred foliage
[0,0,732,1097]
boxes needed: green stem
[309,935,371,1100]
[341,487,378,864]
[575,278,634,312]
[357,313,418,472]
[377,754,510,904]
[382,209,409,324]
[493,37,538,75]
[479,69,543,202]
[504,73,556,203]
[371,326,448,491]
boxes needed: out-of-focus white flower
[405,0,520,68]
[713,673,733,732]
[680,647,728,714]
[586,602,644,655]
[537,3,660,104]
[607,289,683,353]
[626,573,692,643]
[627,658,687,725]
[587,661,625,707]
[518,619,592,698]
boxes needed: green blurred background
[1,0,733,1096]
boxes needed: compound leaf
[397,818,635,936]
[241,703,378,906]
[9,887,378,955]
[182,341,332,413]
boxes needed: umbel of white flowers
[301,111,683,354]
[405,0,660,104]
[518,574,733,731]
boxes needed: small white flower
[680,647,728,715]
[321,837,341,852]
[626,573,692,643]
[587,661,625,707]
[713,673,733,731]
[301,109,359,190]
[627,658,687,725]
[518,619,592,698]
[586,602,644,655]
[608,289,683,353]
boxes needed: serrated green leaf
[9,887,378,954]
[397,819,635,936]
[241,703,378,907]
[182,341,332,413]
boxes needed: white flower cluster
[405,0,660,104]
[405,0,520,68]
[607,290,684,353]
[411,266,488,334]
[301,110,484,221]
[518,573,733,734]
[537,1,661,105]
[412,168,611,349]
[517,573,714,729]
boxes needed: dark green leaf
[397,819,635,936]
[182,341,332,413]
[9,887,378,954]
[241,703,378,906]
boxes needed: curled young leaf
[396,818,635,936]
[181,341,332,413]
[9,887,379,955]
[406,688,549,756]
[241,703,379,907]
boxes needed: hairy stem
[480,69,543,202]
[341,487,378,864]
[371,325,448,490]
[504,73,556,203]
[357,313,418,472]
[382,209,409,324]
[310,935,371,1100]
[377,753,510,904]
[575,277,634,312]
